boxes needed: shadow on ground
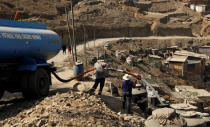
[100,95,146,117]
[0,87,74,121]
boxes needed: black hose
[51,71,78,83]
[50,67,96,83]
[51,68,131,83]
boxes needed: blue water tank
[0,20,61,61]
[74,62,84,77]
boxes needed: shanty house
[167,55,188,77]
[167,55,203,80]
[174,50,207,73]
[170,50,208,80]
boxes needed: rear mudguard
[18,57,49,71]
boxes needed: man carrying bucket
[90,60,107,95]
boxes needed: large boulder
[152,108,175,120]
[147,108,186,126]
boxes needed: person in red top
[67,46,71,54]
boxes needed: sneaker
[98,91,102,95]
[88,89,95,95]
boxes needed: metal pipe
[71,0,77,62]
[51,67,96,83]
[65,6,75,62]
[14,11,19,20]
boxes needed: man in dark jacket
[121,74,136,114]
[62,45,66,54]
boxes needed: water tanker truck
[0,20,61,99]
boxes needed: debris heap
[0,91,144,127]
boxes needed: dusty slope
[0,0,206,45]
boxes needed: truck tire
[29,68,50,98]
[21,73,31,99]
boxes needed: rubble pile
[146,108,186,126]
[146,107,210,127]
[0,91,144,127]
[148,2,177,13]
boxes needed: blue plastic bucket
[74,62,84,80]
[104,43,111,50]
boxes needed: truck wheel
[29,69,50,98]
[0,88,4,100]
[21,73,31,99]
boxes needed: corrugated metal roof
[167,46,178,49]
[174,50,209,59]
[149,55,162,59]
[187,60,201,64]
[167,55,188,62]
[199,45,210,48]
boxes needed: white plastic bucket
[195,5,206,12]
[190,4,195,10]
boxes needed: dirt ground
[0,0,208,44]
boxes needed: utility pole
[83,25,86,54]
[94,30,96,48]
[97,50,99,60]
[71,0,77,62]
[65,6,75,62]
[83,25,87,66]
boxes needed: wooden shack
[174,50,207,74]
[170,50,208,80]
[167,55,188,77]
